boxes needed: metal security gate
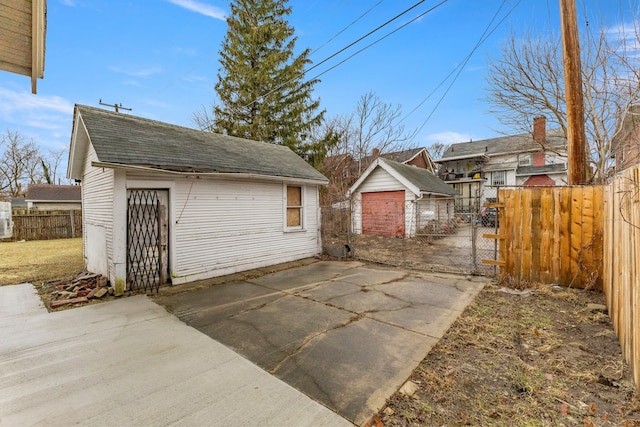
[127,190,168,292]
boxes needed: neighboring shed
[24,184,81,210]
[349,158,458,237]
[66,104,328,291]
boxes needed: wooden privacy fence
[9,210,82,241]
[603,164,640,394]
[497,186,604,289]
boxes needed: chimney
[372,148,380,157]
[533,116,546,145]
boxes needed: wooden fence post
[70,210,75,237]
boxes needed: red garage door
[362,191,405,237]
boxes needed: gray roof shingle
[440,128,566,160]
[25,184,81,201]
[382,159,458,196]
[76,104,328,183]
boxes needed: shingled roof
[69,104,328,183]
[351,158,457,197]
[439,128,566,161]
[25,184,81,201]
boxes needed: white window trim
[283,183,305,232]
[518,153,532,167]
[491,170,506,186]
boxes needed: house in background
[437,116,568,211]
[613,104,640,172]
[360,147,438,174]
[24,184,81,210]
[67,104,328,291]
[322,147,438,205]
[348,158,457,237]
[0,0,46,93]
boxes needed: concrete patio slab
[0,285,350,427]
[156,260,487,425]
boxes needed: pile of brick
[50,272,111,308]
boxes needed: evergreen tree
[211,0,324,154]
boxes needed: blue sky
[0,0,634,174]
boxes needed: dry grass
[0,238,84,286]
[376,282,640,426]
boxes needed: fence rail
[6,210,82,241]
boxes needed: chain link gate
[321,191,502,276]
[127,190,168,293]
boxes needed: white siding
[126,172,322,284]
[82,144,114,277]
[357,168,407,193]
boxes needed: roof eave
[437,154,490,162]
[420,191,457,197]
[31,0,46,94]
[67,106,87,180]
[91,161,329,185]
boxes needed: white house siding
[415,197,454,231]
[82,144,114,278]
[351,167,415,236]
[146,175,322,284]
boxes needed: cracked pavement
[155,260,487,425]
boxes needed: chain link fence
[321,187,502,276]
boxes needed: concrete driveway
[156,260,487,425]
[0,284,350,426]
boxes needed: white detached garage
[67,105,328,292]
[349,158,458,237]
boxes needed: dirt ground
[373,279,640,426]
[326,225,501,276]
[3,238,638,425]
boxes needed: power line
[308,0,449,81]
[298,0,354,42]
[310,0,386,57]
[244,0,449,110]
[401,1,510,123]
[305,0,429,75]
[412,0,522,136]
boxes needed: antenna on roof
[99,99,132,113]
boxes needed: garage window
[286,185,303,229]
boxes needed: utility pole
[559,0,587,184]
[99,99,132,113]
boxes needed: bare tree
[43,148,68,185]
[317,93,417,204]
[348,92,416,174]
[426,142,450,160]
[192,104,216,131]
[426,142,450,175]
[0,130,43,196]
[485,21,640,183]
